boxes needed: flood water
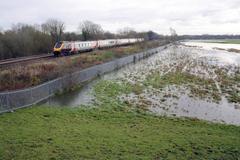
[45,44,240,125]
[46,80,96,107]
[183,40,240,50]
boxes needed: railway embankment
[0,41,165,91]
[0,42,169,113]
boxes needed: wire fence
[0,46,168,113]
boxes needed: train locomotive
[53,38,144,56]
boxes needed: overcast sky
[1,0,240,35]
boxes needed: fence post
[30,88,33,106]
[48,81,50,98]
[7,91,10,112]
[49,81,51,105]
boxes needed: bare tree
[79,21,104,41]
[103,31,115,39]
[0,30,4,59]
[42,19,65,43]
[117,27,138,38]
[0,23,52,60]
[169,27,178,43]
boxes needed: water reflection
[46,80,97,107]
[150,93,240,125]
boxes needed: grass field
[0,80,240,160]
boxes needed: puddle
[150,90,240,125]
[46,80,97,107]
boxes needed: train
[53,38,144,56]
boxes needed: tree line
[179,34,240,40]
[0,19,162,60]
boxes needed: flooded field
[183,40,240,50]
[47,44,240,125]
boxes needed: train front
[53,42,63,56]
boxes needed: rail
[0,54,52,66]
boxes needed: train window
[67,44,71,48]
[55,42,63,48]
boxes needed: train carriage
[53,38,144,56]
[54,41,97,56]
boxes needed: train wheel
[53,52,60,57]
[63,52,69,56]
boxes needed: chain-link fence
[0,46,167,113]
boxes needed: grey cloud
[0,0,240,34]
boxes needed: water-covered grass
[215,69,240,103]
[0,80,240,159]
[144,71,221,102]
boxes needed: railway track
[0,54,53,66]
[0,42,155,67]
[0,45,132,67]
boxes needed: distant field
[205,39,240,44]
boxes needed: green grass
[0,80,240,159]
[0,106,240,160]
